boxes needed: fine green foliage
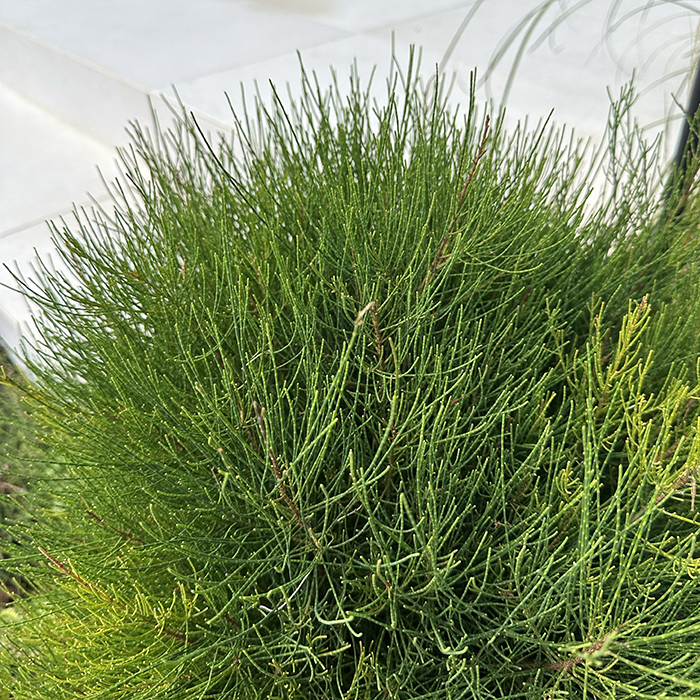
[3,56,700,698]
[0,346,41,613]
[0,348,29,525]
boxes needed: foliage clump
[0,346,42,616]
[3,57,700,698]
[0,350,30,526]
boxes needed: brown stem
[630,466,697,523]
[85,510,145,545]
[548,513,573,550]
[253,401,321,550]
[370,301,386,371]
[0,481,26,495]
[661,439,681,462]
[38,547,188,643]
[671,157,700,219]
[419,115,490,294]
[240,406,260,456]
[683,398,698,420]
[542,635,628,672]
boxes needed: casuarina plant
[4,54,700,698]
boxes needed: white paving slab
[169,34,440,129]
[373,0,697,156]
[0,83,119,359]
[0,83,117,236]
[0,221,57,363]
[0,0,350,88]
[243,0,470,34]
[0,23,156,145]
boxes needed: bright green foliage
[4,57,700,698]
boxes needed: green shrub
[3,57,700,698]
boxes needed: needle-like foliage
[0,347,39,618]
[3,55,700,699]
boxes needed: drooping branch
[38,547,188,643]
